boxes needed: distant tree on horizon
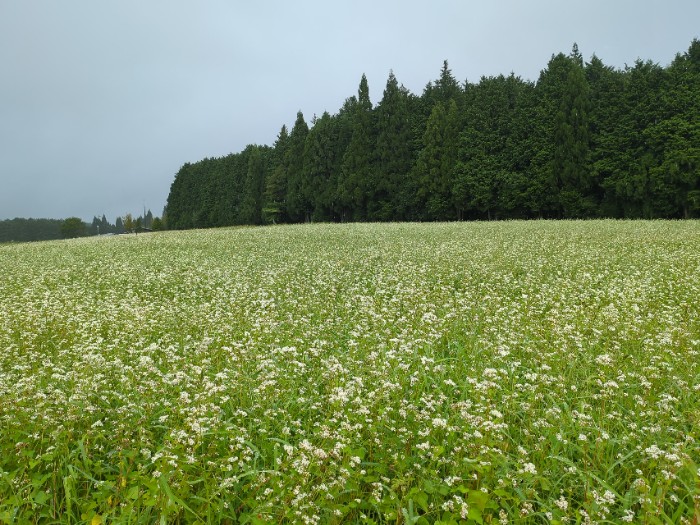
[61,217,87,239]
[123,213,134,232]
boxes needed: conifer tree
[339,74,375,221]
[585,54,626,215]
[552,50,593,217]
[263,125,290,223]
[302,112,337,221]
[374,71,414,220]
[455,74,533,219]
[286,112,309,222]
[435,60,461,106]
[422,60,461,116]
[531,47,593,217]
[239,146,268,225]
[414,99,459,219]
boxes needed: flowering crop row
[0,221,698,523]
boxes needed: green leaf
[437,511,459,525]
[468,506,484,524]
[80,500,97,513]
[351,447,367,460]
[33,490,50,505]
[467,490,489,511]
[127,485,140,500]
[412,491,429,512]
[63,475,74,519]
[158,476,203,520]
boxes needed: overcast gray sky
[1,1,698,222]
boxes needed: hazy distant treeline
[176,39,696,225]
[0,211,161,243]
[0,218,64,243]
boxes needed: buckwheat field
[1,221,699,524]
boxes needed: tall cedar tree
[551,45,594,217]
[414,100,459,220]
[302,112,338,221]
[339,74,375,221]
[455,74,534,219]
[285,112,310,222]
[374,71,414,220]
[530,52,574,217]
[239,146,268,225]
[585,54,626,216]
[263,125,290,224]
[422,60,462,115]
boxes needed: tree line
[161,39,696,227]
[0,218,64,243]
[0,211,163,243]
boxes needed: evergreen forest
[165,40,700,227]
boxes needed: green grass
[0,221,698,524]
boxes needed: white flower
[432,417,448,428]
[595,354,613,366]
[644,445,663,459]
[521,462,537,475]
[555,496,568,511]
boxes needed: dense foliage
[165,40,700,228]
[1,222,698,523]
[0,218,64,243]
